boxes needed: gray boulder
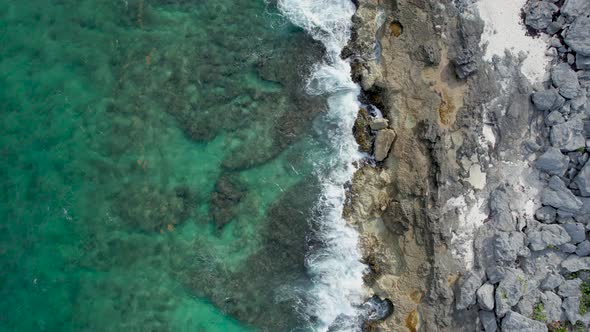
[558,278,583,298]
[477,283,495,311]
[563,222,587,244]
[535,147,570,176]
[515,287,542,317]
[489,188,516,232]
[562,254,590,272]
[541,291,564,322]
[374,129,395,162]
[575,197,590,224]
[565,16,590,56]
[535,206,557,223]
[561,243,578,253]
[532,89,558,111]
[573,160,590,197]
[551,63,581,99]
[480,310,497,332]
[577,54,590,70]
[369,118,388,130]
[524,1,558,30]
[527,224,572,251]
[495,231,529,262]
[545,110,565,126]
[456,270,485,310]
[562,296,590,324]
[541,176,583,213]
[541,273,565,290]
[576,240,590,256]
[501,311,548,332]
[487,266,507,285]
[562,0,590,19]
[495,269,526,317]
[551,116,586,152]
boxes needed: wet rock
[541,291,564,322]
[361,295,394,322]
[545,110,566,126]
[524,1,558,30]
[480,310,497,332]
[551,116,586,152]
[565,16,590,56]
[477,283,495,311]
[572,160,590,197]
[563,222,587,244]
[527,224,572,250]
[369,118,389,130]
[495,231,529,262]
[541,273,565,291]
[373,129,396,162]
[501,311,548,332]
[535,147,570,176]
[495,269,526,317]
[576,240,590,256]
[541,176,583,213]
[558,278,583,297]
[551,63,581,99]
[562,254,590,272]
[532,89,558,111]
[353,108,373,154]
[535,206,557,224]
[457,270,485,310]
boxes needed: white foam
[475,0,550,83]
[277,1,368,331]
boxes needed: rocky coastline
[344,0,590,331]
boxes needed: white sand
[476,0,550,83]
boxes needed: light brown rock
[374,129,396,161]
[370,118,389,130]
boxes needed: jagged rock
[561,243,577,253]
[575,197,590,224]
[373,129,395,162]
[577,54,590,70]
[527,224,572,251]
[457,270,485,310]
[541,176,583,213]
[535,147,570,176]
[561,0,590,19]
[572,160,590,197]
[480,310,497,332]
[565,16,590,56]
[532,89,558,111]
[562,254,590,272]
[515,287,541,317]
[524,1,558,30]
[562,296,590,325]
[489,188,516,232]
[452,49,478,79]
[501,311,548,332]
[369,118,389,130]
[353,108,373,154]
[361,295,394,322]
[551,63,581,99]
[550,116,586,152]
[541,273,565,291]
[495,270,526,317]
[477,283,495,311]
[563,222,587,244]
[541,291,564,322]
[487,266,507,284]
[558,278,583,297]
[576,240,590,256]
[495,231,529,262]
[535,206,557,224]
[545,110,565,126]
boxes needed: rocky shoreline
[343,0,590,331]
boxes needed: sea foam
[277,0,368,331]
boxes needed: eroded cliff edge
[344,0,590,331]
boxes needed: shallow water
[0,0,364,331]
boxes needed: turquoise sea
[0,0,364,331]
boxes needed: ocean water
[0,0,365,331]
